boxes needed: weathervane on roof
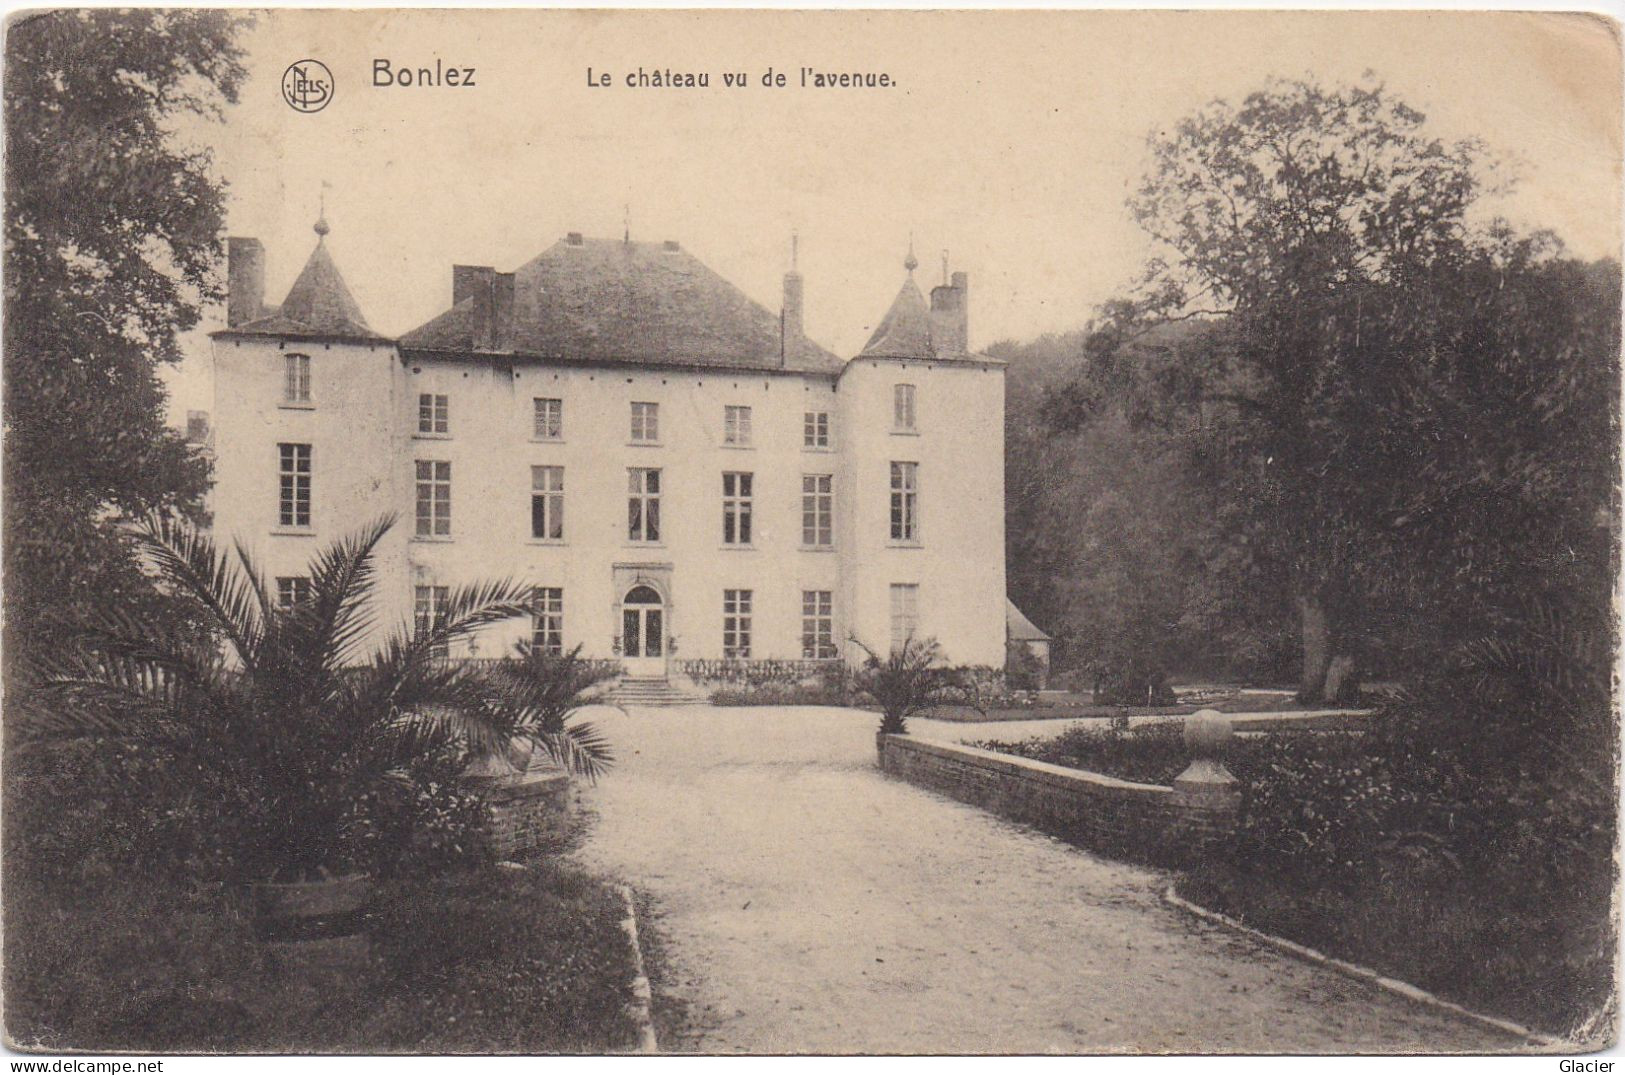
[904,232,917,274]
[314,179,331,241]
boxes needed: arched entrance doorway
[621,584,666,678]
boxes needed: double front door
[621,584,665,677]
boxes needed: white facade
[208,227,1005,676]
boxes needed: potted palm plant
[23,514,612,949]
[851,634,969,752]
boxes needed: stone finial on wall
[1172,709,1241,811]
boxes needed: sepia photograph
[1,5,1619,1058]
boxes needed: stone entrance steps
[606,676,710,708]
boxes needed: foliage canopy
[4,11,248,669]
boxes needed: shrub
[679,658,839,687]
[976,720,1191,785]
[1094,659,1177,706]
[1193,702,1614,1037]
[710,674,850,707]
[343,744,494,878]
[1004,641,1046,691]
[6,737,238,888]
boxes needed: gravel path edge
[1160,883,1562,1051]
[618,883,660,1054]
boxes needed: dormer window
[283,354,311,404]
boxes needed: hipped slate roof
[1006,599,1051,642]
[228,236,385,342]
[400,236,844,376]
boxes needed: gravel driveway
[569,705,1516,1054]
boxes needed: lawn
[4,860,642,1053]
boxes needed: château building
[208,215,1006,683]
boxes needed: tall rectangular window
[723,589,753,659]
[284,354,311,403]
[628,468,661,542]
[893,384,917,431]
[415,460,451,537]
[802,474,833,547]
[803,410,830,448]
[802,590,836,660]
[889,583,919,654]
[630,401,659,442]
[722,472,753,545]
[533,397,563,440]
[415,584,450,660]
[276,576,312,610]
[890,462,918,542]
[531,586,564,657]
[417,393,449,435]
[724,405,752,446]
[531,465,564,540]
[277,443,311,528]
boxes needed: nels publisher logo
[282,59,333,113]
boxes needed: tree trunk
[1298,592,1332,702]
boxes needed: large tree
[4,11,248,668]
[1121,76,1521,700]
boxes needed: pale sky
[165,9,1622,420]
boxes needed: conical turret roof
[224,216,385,342]
[276,240,372,336]
[858,275,933,359]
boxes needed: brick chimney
[929,270,969,356]
[453,265,496,350]
[493,271,515,351]
[780,233,804,365]
[781,269,804,364]
[226,237,265,327]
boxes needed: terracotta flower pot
[251,872,375,982]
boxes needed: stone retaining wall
[478,771,572,857]
[877,733,1237,865]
